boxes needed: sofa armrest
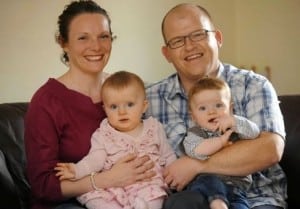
[0,102,30,209]
[278,95,300,209]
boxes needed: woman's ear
[57,35,69,53]
[62,43,69,54]
[56,35,64,47]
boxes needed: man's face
[162,5,222,83]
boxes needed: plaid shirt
[145,63,287,208]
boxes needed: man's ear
[161,46,172,63]
[215,29,223,48]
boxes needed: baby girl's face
[102,84,148,133]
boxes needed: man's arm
[164,131,284,191]
[203,132,284,175]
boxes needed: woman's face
[62,13,112,74]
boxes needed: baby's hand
[220,128,234,146]
[218,114,236,133]
[54,162,76,181]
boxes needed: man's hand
[163,156,203,191]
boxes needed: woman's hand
[99,153,155,188]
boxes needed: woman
[25,1,154,209]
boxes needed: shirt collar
[168,74,186,99]
[217,62,224,78]
[168,63,225,99]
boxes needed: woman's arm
[60,154,155,197]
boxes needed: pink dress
[74,117,176,208]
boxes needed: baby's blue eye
[110,104,117,110]
[127,102,134,107]
[199,106,206,111]
[216,103,224,108]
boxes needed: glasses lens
[167,29,211,49]
[190,30,207,42]
[168,38,184,49]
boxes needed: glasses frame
[166,29,215,49]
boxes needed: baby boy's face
[190,89,231,131]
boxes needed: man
[145,3,287,209]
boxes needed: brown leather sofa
[0,95,299,209]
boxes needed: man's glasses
[166,29,215,49]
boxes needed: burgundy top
[25,78,106,209]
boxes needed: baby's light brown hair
[101,71,146,100]
[188,77,231,110]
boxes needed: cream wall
[235,0,300,95]
[0,0,299,103]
